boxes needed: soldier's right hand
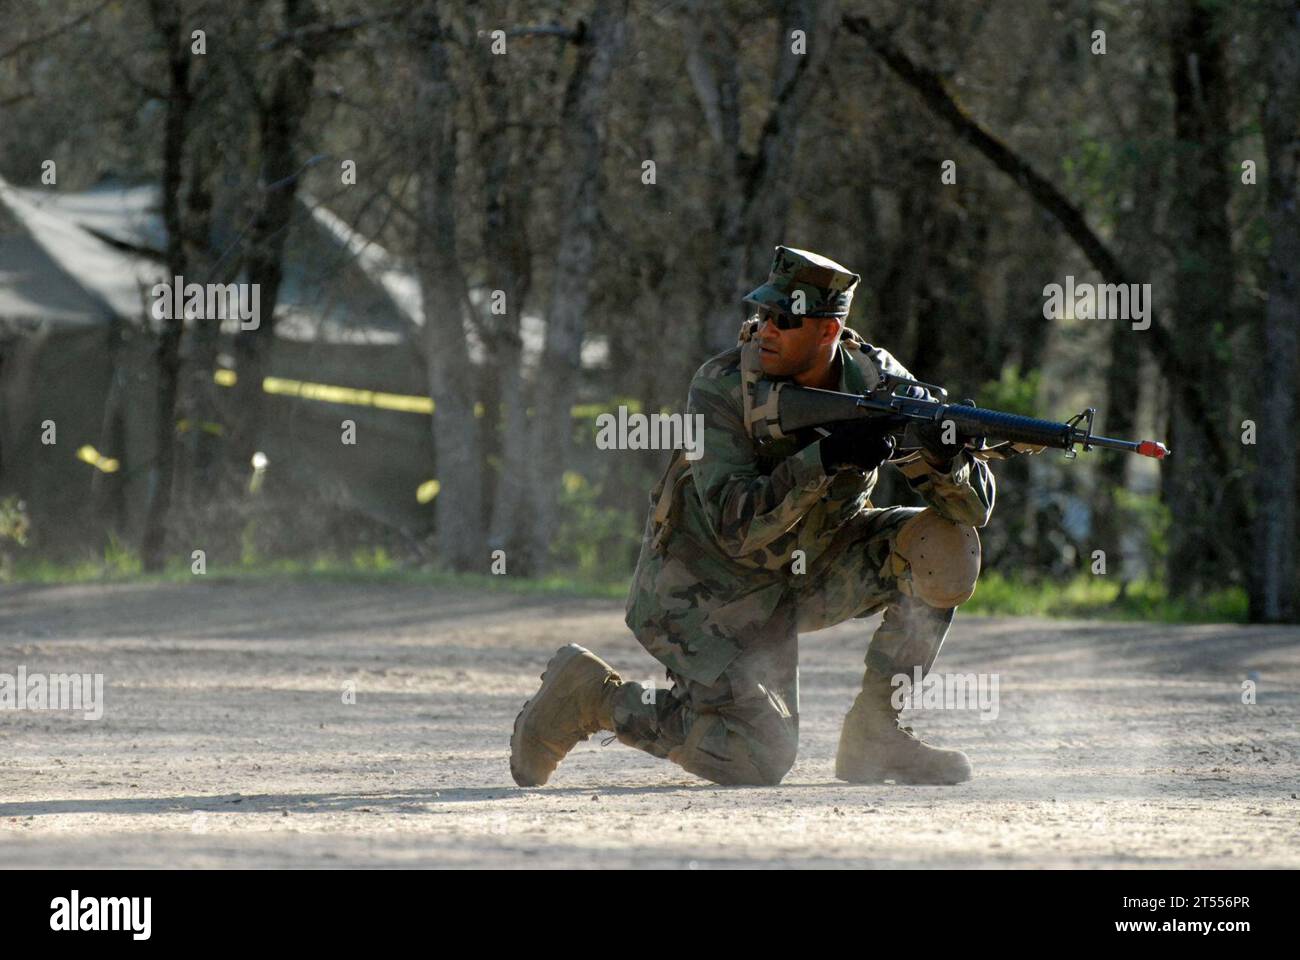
[819,419,896,474]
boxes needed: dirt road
[1,579,1297,868]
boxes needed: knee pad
[886,508,981,608]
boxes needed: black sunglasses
[755,305,810,330]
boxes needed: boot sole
[836,770,971,786]
[836,759,971,786]
[509,644,590,787]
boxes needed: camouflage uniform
[614,247,995,786]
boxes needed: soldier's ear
[819,317,842,346]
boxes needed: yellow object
[217,369,610,422]
[176,419,225,435]
[262,376,435,414]
[76,445,120,473]
[416,479,441,504]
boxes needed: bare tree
[1251,0,1300,621]
[842,10,1251,595]
[469,6,561,569]
[1164,0,1236,598]
[526,0,629,572]
[0,0,113,65]
[412,3,485,570]
[225,0,325,485]
[1098,63,1163,584]
[479,126,537,569]
[140,0,194,571]
[687,0,843,353]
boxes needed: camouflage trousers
[610,506,960,785]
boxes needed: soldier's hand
[916,399,977,467]
[819,419,896,474]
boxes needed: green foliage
[2,542,1252,622]
[350,546,394,571]
[0,495,30,546]
[1111,488,1171,568]
[552,470,641,581]
[0,549,628,599]
[2,541,140,583]
[1062,136,1121,228]
[240,520,260,567]
[978,364,1041,416]
[966,571,1248,623]
[102,533,141,577]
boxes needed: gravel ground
[1,579,1297,868]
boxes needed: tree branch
[260,8,414,53]
[0,0,113,63]
[504,24,580,41]
[842,12,1239,482]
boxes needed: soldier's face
[756,312,840,377]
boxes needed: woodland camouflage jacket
[625,332,995,686]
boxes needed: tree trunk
[477,38,537,570]
[842,10,1251,583]
[1164,0,1235,598]
[527,0,629,573]
[225,0,320,487]
[91,311,128,543]
[180,142,220,513]
[139,0,192,572]
[413,3,484,571]
[1097,65,1162,576]
[1251,0,1300,621]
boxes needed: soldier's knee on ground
[670,717,797,786]
[886,507,981,607]
[668,706,798,786]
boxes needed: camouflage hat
[743,245,861,318]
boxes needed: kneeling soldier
[511,245,994,787]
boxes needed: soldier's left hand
[916,399,978,466]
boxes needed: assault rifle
[762,373,1170,461]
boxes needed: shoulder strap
[738,320,885,442]
[737,318,765,439]
[839,326,882,393]
[650,320,763,554]
[649,448,691,553]
[737,318,788,442]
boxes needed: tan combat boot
[510,644,623,787]
[835,670,972,785]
